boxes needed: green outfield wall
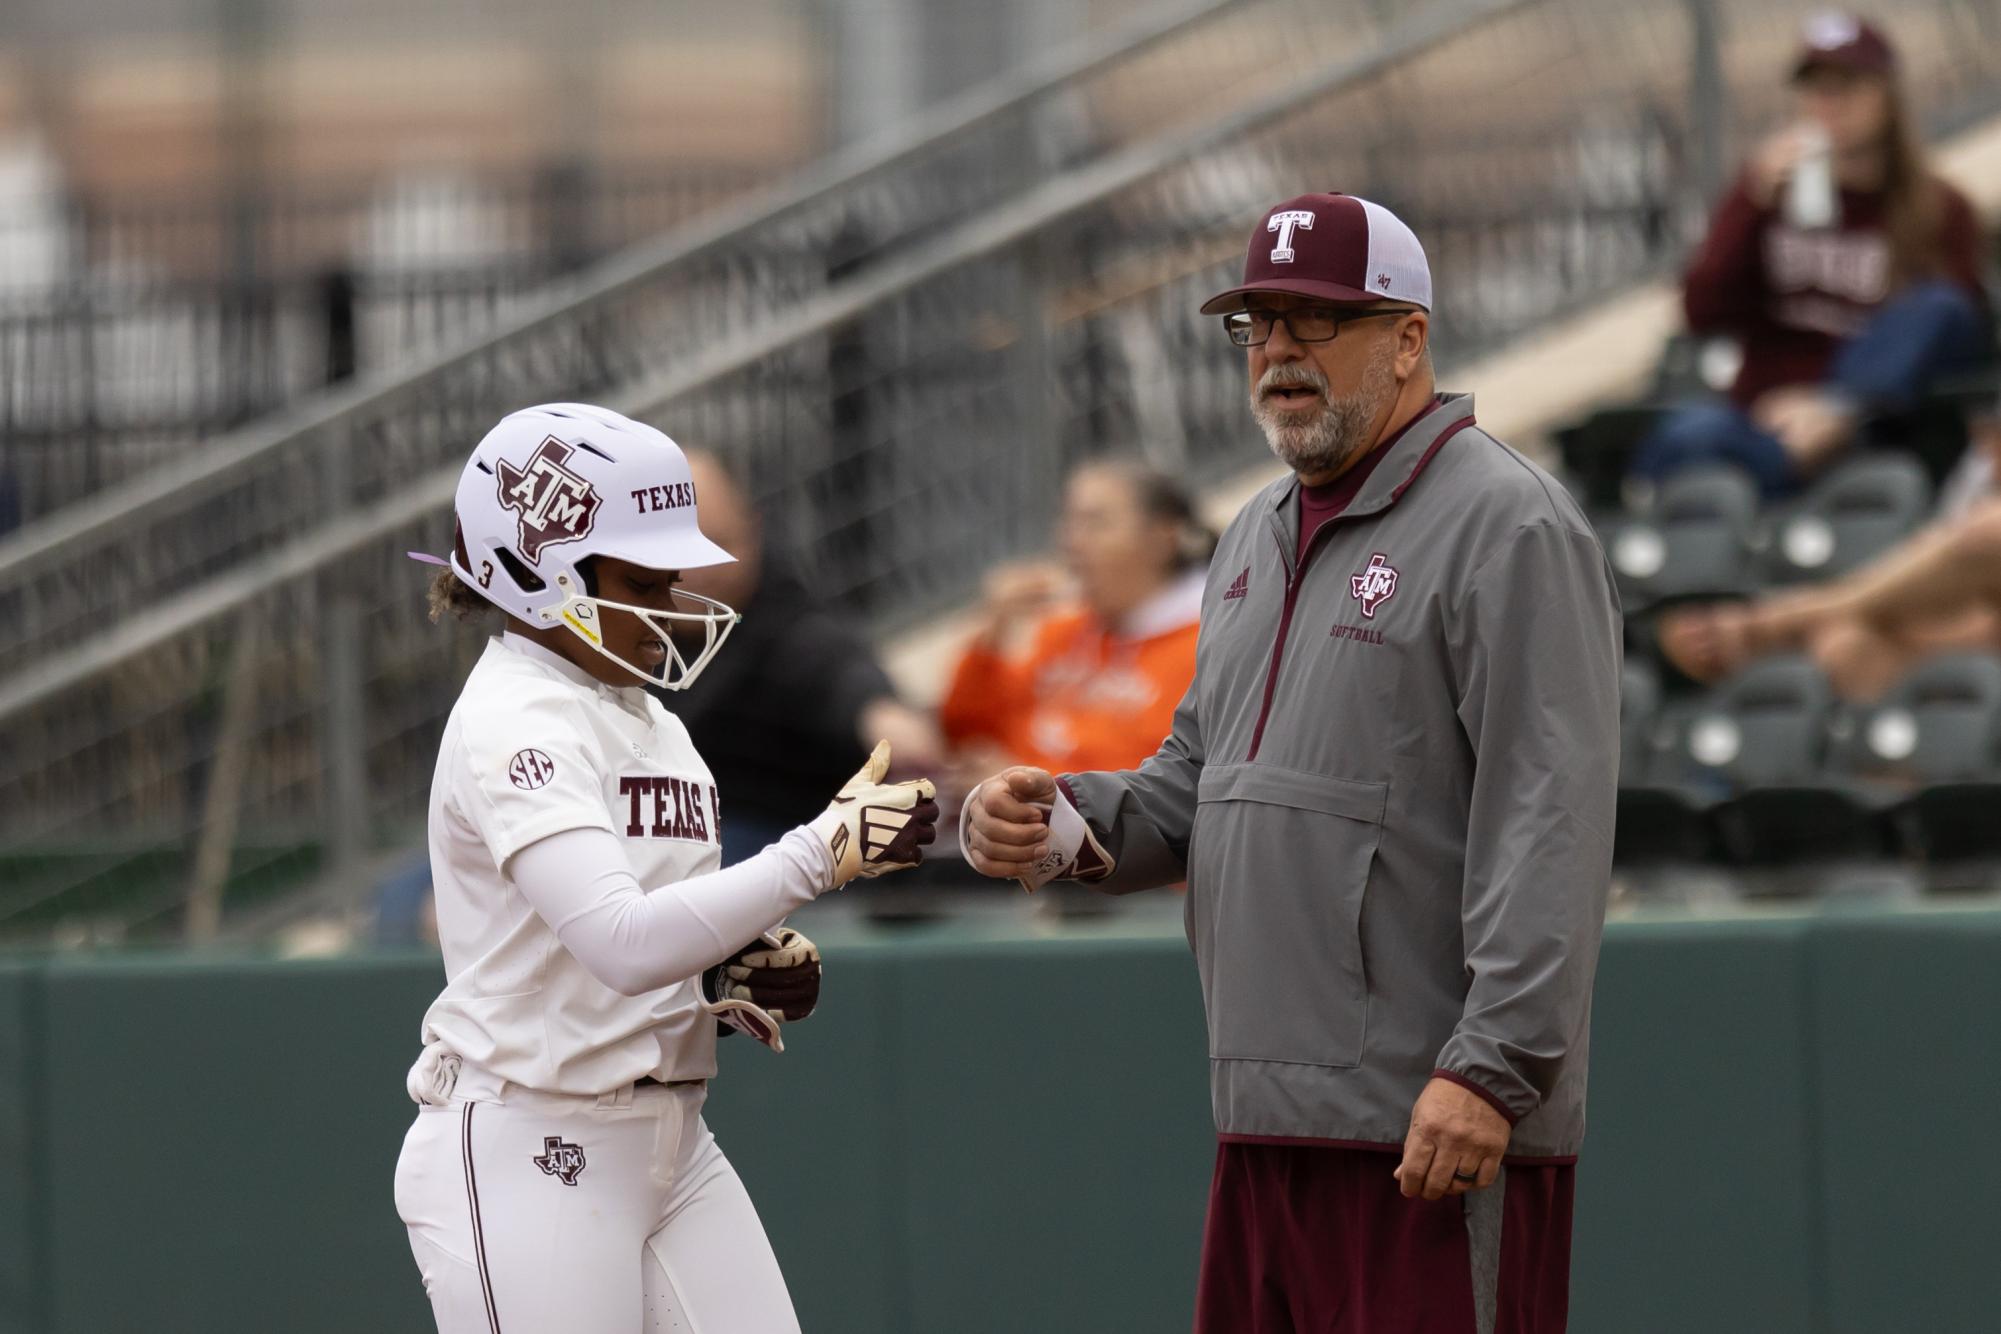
[0,906,1996,1334]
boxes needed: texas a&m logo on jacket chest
[619,774,721,845]
[1349,553,1399,618]
[1327,552,1402,647]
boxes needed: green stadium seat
[1759,454,1932,586]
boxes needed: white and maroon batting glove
[703,928,821,1054]
[809,741,940,886]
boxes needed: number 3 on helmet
[447,402,740,690]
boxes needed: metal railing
[0,166,768,517]
[0,0,1246,604]
[3,0,1998,942]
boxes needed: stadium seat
[1761,454,1931,585]
[1618,660,1659,778]
[1645,334,1718,402]
[1614,662,1717,865]
[1604,464,1762,613]
[1554,404,1668,512]
[1862,397,1980,490]
[1692,656,1889,867]
[1550,336,1716,511]
[1838,652,2001,862]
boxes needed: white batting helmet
[448,403,739,690]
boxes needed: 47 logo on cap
[496,436,602,562]
[1267,209,1314,263]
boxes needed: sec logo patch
[508,749,556,790]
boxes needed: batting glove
[808,740,940,886]
[703,927,821,1054]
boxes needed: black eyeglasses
[1222,306,1406,347]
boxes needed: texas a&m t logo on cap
[496,436,602,563]
[1266,209,1314,263]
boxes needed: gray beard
[1251,345,1398,478]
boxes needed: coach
[964,193,1621,1332]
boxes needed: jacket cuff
[1430,1068,1522,1126]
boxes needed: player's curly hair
[427,568,493,624]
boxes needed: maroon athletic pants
[1192,1140,1575,1334]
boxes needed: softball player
[394,403,939,1334]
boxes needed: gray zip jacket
[1062,393,1620,1159]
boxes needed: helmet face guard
[541,570,739,692]
[449,403,741,690]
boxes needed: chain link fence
[2,0,1998,942]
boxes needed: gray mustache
[1257,367,1329,398]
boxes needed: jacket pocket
[1189,763,1387,1069]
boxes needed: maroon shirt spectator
[1633,14,1992,499]
[1684,166,1983,411]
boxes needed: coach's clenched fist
[961,767,1056,877]
[1394,1077,1512,1202]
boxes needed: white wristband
[1017,790,1090,892]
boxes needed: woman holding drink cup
[1628,12,1988,500]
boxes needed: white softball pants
[394,1075,801,1334]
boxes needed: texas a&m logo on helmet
[496,436,602,563]
[1350,553,1399,619]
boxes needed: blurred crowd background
[1,0,1999,952]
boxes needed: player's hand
[704,928,821,1052]
[1394,1077,1512,1201]
[808,741,940,887]
[709,928,821,1022]
[961,767,1057,878]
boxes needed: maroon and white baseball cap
[1200,193,1431,315]
[1791,12,1896,79]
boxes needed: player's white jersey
[420,632,724,1093]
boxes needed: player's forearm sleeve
[1058,681,1205,894]
[1436,524,1621,1122]
[508,827,835,997]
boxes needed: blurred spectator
[1659,412,2001,697]
[373,851,437,947]
[941,460,1211,774]
[1630,13,1989,500]
[666,451,943,865]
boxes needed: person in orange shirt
[942,461,1213,776]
